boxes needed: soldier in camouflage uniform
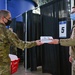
[0,10,43,75]
[48,6,75,75]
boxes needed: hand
[48,39,59,44]
[69,56,72,63]
[35,40,44,46]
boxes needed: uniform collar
[0,23,6,27]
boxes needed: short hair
[0,10,10,19]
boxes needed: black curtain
[22,11,42,71]
[40,0,71,75]
[10,18,17,54]
[22,0,71,75]
[16,22,24,61]
[41,12,60,75]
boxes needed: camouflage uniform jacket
[60,25,75,59]
[0,23,37,75]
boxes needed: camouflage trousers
[0,63,11,75]
[72,59,75,75]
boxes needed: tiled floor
[12,62,52,75]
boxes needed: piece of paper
[9,54,18,61]
[40,36,53,43]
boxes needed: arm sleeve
[60,26,75,46]
[7,29,37,50]
[60,38,75,46]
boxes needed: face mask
[5,20,12,26]
[70,13,75,20]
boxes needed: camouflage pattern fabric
[0,23,37,75]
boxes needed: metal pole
[25,11,28,72]
[71,0,74,28]
[5,0,7,10]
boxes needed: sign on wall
[59,21,67,38]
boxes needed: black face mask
[5,20,12,26]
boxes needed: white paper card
[40,36,53,43]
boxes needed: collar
[0,23,6,27]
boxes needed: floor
[12,62,52,75]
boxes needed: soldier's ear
[2,16,5,20]
[2,16,7,22]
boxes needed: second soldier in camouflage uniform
[0,10,43,75]
[48,6,75,75]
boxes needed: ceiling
[33,0,52,6]
[33,0,38,4]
